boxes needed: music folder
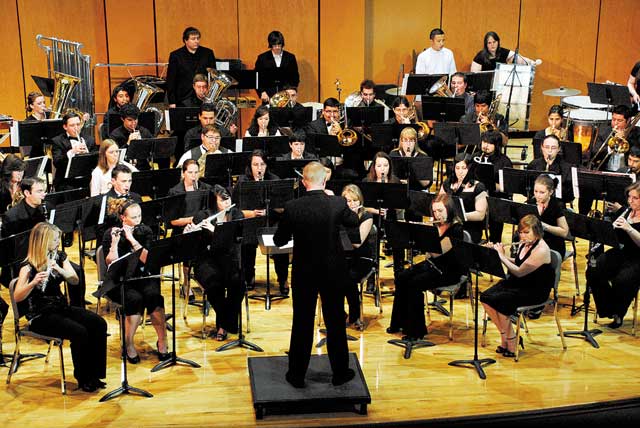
[65,152,98,179]
[24,156,49,178]
[242,136,290,158]
[422,96,465,122]
[12,119,63,148]
[401,73,447,96]
[166,107,200,133]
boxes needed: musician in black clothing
[460,90,508,134]
[187,185,244,341]
[182,73,208,108]
[280,132,317,160]
[254,30,300,104]
[168,159,213,235]
[1,177,47,239]
[587,105,638,173]
[51,111,97,190]
[474,130,512,242]
[25,91,49,122]
[183,103,235,152]
[527,135,574,203]
[166,27,216,108]
[109,104,153,170]
[233,150,289,294]
[101,85,131,141]
[470,31,538,72]
[305,98,341,136]
[533,105,571,141]
[0,154,25,215]
[586,181,640,329]
[105,164,142,203]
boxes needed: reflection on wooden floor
[2,232,639,428]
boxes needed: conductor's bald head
[302,161,327,190]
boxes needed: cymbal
[543,87,581,97]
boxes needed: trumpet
[330,112,358,147]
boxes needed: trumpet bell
[338,128,358,146]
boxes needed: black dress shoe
[386,326,401,334]
[285,372,305,388]
[608,315,623,329]
[94,379,107,389]
[279,282,289,295]
[157,341,171,360]
[78,381,98,393]
[332,368,356,386]
[126,353,140,364]
[401,335,424,342]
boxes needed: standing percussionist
[166,27,216,108]
[273,161,358,388]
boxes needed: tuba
[204,69,238,104]
[269,90,293,108]
[429,75,454,97]
[344,91,363,107]
[214,99,238,131]
[131,78,165,133]
[50,72,82,119]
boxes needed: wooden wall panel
[595,0,640,87]
[520,0,600,130]
[365,0,440,90]
[442,0,520,72]
[319,0,365,102]
[100,0,157,115]
[17,0,108,140]
[237,0,318,134]
[0,0,26,124]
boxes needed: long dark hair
[481,31,501,62]
[448,153,474,189]
[366,152,398,182]
[246,105,279,136]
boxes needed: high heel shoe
[503,336,524,358]
[156,341,171,361]
[126,352,140,364]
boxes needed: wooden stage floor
[2,232,639,428]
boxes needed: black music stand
[487,196,537,227]
[449,240,504,379]
[434,122,481,156]
[131,168,181,199]
[204,152,251,188]
[272,159,313,180]
[214,219,264,353]
[587,82,632,110]
[384,220,442,358]
[345,106,385,128]
[390,156,433,186]
[307,133,342,159]
[50,198,90,289]
[16,119,63,157]
[463,71,495,93]
[237,179,296,310]
[500,167,556,199]
[139,194,186,238]
[242,136,290,158]
[144,234,202,372]
[269,106,313,130]
[403,74,447,98]
[359,182,409,303]
[65,152,98,180]
[128,137,177,167]
[23,156,50,180]
[31,75,54,97]
[576,170,633,213]
[44,187,88,207]
[532,137,582,166]
[471,160,497,194]
[407,190,437,219]
[99,249,153,402]
[167,107,200,134]
[562,210,618,348]
[422,96,466,122]
[256,227,292,310]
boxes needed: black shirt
[166,46,216,106]
[473,47,510,71]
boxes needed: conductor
[273,161,359,388]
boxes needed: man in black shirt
[109,104,154,170]
[183,103,235,152]
[51,111,97,191]
[182,74,208,108]
[166,27,216,108]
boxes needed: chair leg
[57,342,66,395]
[245,290,251,334]
[6,337,20,384]
[481,312,488,347]
[448,292,454,341]
[45,340,53,363]
[201,291,208,339]
[631,292,639,337]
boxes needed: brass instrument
[50,71,82,120]
[373,98,391,109]
[478,93,502,133]
[344,91,363,107]
[548,124,568,141]
[330,110,358,147]
[131,78,165,133]
[269,90,293,108]
[403,104,430,139]
[204,69,238,104]
[589,112,640,170]
[214,99,238,131]
[429,75,454,97]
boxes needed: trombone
[329,107,358,147]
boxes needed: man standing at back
[166,27,216,108]
[415,28,457,76]
[273,162,359,388]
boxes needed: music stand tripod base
[387,337,435,359]
[315,328,358,348]
[100,380,154,402]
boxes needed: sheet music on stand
[463,71,495,93]
[24,156,49,179]
[401,73,447,97]
[492,63,535,131]
[65,152,98,179]
[587,82,631,108]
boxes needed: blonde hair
[26,222,60,271]
[341,184,364,217]
[98,139,118,172]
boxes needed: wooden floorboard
[2,233,639,427]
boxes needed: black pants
[241,243,289,286]
[346,258,372,323]
[390,261,452,338]
[287,279,349,382]
[586,249,640,318]
[30,306,107,383]
[194,260,243,334]
[67,261,86,308]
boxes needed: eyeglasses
[205,135,221,141]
